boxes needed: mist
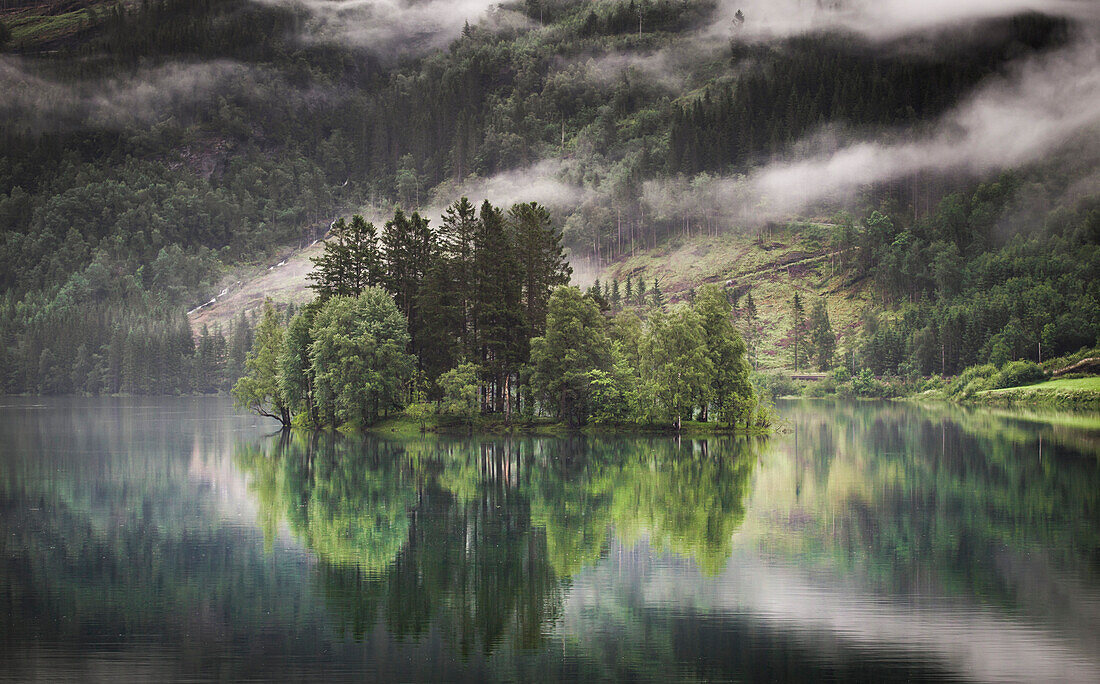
[478,24,1100,230]
[254,0,530,56]
[0,58,264,132]
[709,0,1099,43]
[743,31,1100,218]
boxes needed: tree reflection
[235,432,761,649]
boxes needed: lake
[2,397,1099,682]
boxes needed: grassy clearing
[606,225,871,371]
[979,376,1100,409]
[8,9,92,48]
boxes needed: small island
[233,198,769,434]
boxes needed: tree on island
[309,288,415,427]
[232,300,292,427]
[639,305,713,431]
[530,287,611,426]
[695,285,752,425]
[308,215,382,299]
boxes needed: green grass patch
[979,376,1100,409]
[9,10,92,47]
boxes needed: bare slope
[606,224,871,371]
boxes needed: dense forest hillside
[1,0,1097,395]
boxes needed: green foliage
[946,364,998,399]
[991,361,1046,390]
[511,202,573,339]
[847,369,899,399]
[586,342,641,425]
[695,284,752,425]
[308,216,383,300]
[404,402,436,429]
[669,17,1068,175]
[808,299,836,371]
[3,0,1087,403]
[438,362,481,418]
[788,292,806,371]
[278,302,319,422]
[853,186,1099,377]
[530,287,611,426]
[639,305,713,427]
[309,289,415,427]
[232,299,290,426]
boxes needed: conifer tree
[382,208,434,365]
[509,202,571,339]
[790,293,806,371]
[472,201,525,415]
[309,215,382,299]
[808,299,836,371]
[438,198,479,358]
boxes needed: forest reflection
[234,432,762,650]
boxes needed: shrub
[849,369,896,398]
[946,363,997,399]
[990,360,1046,389]
[753,372,801,400]
[919,375,946,392]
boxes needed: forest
[0,0,1097,400]
[232,198,765,430]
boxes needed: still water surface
[2,398,1099,682]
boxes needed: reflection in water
[1,397,1099,681]
[234,431,759,651]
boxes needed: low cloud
[433,159,595,211]
[0,59,262,132]
[710,0,1099,43]
[743,32,1100,217]
[468,29,1100,228]
[255,0,530,56]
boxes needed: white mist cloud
[435,159,595,211]
[256,0,529,55]
[0,59,261,131]
[744,33,1100,216]
[472,28,1100,228]
[710,0,1099,43]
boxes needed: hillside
[1,0,1098,394]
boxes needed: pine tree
[808,299,836,371]
[381,208,434,366]
[309,215,383,299]
[510,202,571,339]
[439,198,479,358]
[743,290,758,368]
[472,201,526,415]
[790,293,806,371]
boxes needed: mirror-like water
[2,398,1098,682]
